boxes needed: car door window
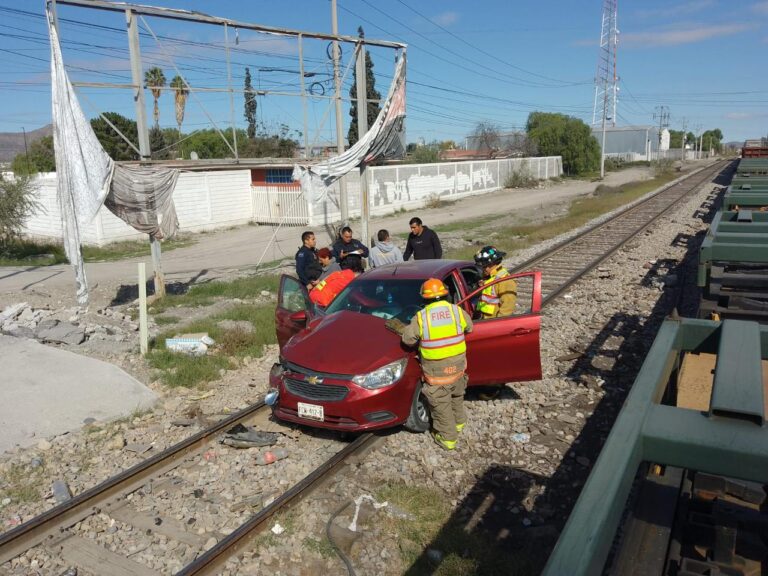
[459,271,539,320]
[279,275,309,313]
[442,273,462,304]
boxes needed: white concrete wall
[21,169,254,246]
[20,156,563,245]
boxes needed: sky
[0,0,766,148]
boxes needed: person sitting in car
[317,247,341,280]
[310,260,363,308]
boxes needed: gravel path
[0,164,724,575]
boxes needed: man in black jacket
[403,217,443,260]
[295,230,318,286]
[331,226,370,271]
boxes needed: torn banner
[47,7,179,304]
[293,52,406,204]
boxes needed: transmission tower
[592,0,619,127]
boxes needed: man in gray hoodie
[369,229,404,268]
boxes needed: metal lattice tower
[592,0,619,127]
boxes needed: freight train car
[544,318,768,576]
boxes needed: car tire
[404,382,430,433]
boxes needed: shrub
[0,174,41,250]
[504,167,537,189]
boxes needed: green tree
[149,126,170,160]
[526,112,599,175]
[144,66,166,129]
[409,144,439,164]
[702,128,723,152]
[347,27,381,146]
[11,136,55,174]
[244,67,257,140]
[0,174,40,250]
[170,75,189,154]
[90,112,139,161]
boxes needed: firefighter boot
[432,431,457,451]
[455,422,466,433]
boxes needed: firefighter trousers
[422,373,468,442]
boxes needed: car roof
[361,259,472,280]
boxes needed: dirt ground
[0,165,666,312]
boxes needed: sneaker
[455,422,466,433]
[431,432,457,450]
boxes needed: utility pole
[653,105,669,160]
[126,9,165,297]
[331,0,348,225]
[22,127,30,173]
[355,40,370,248]
[224,23,238,161]
[680,117,688,165]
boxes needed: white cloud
[635,1,716,20]
[751,1,768,14]
[621,23,751,47]
[432,11,459,27]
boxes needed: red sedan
[268,260,542,432]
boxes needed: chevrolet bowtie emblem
[306,375,323,384]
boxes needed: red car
[268,260,542,433]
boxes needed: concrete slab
[0,335,157,454]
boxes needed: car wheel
[404,382,430,433]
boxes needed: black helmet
[474,245,505,267]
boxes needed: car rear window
[324,279,426,321]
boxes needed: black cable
[326,501,357,576]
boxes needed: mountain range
[0,125,53,164]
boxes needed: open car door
[457,270,542,385]
[276,274,313,350]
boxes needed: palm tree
[170,75,189,156]
[144,67,166,128]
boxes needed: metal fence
[251,184,309,225]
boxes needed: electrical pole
[127,8,165,297]
[592,0,618,179]
[22,127,30,173]
[224,23,238,161]
[653,105,669,160]
[680,118,688,165]
[355,40,370,248]
[331,0,348,225]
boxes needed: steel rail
[0,401,267,565]
[512,161,731,305]
[176,433,380,576]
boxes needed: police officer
[401,278,473,450]
[474,245,517,319]
[295,231,318,287]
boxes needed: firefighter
[474,245,517,319]
[401,278,473,450]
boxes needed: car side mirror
[289,310,307,323]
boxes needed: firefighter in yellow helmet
[474,245,516,319]
[401,278,473,450]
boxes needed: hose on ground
[326,500,357,576]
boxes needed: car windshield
[324,278,426,321]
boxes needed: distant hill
[0,125,53,163]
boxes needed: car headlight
[352,358,407,390]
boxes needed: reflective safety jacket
[416,300,468,361]
[477,266,514,318]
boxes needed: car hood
[282,310,409,375]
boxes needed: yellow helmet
[420,278,448,299]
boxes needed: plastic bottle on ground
[254,447,288,465]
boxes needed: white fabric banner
[48,9,114,304]
[293,52,407,203]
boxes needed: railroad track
[0,163,730,575]
[512,160,732,303]
[0,399,378,575]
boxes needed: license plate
[297,402,324,421]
